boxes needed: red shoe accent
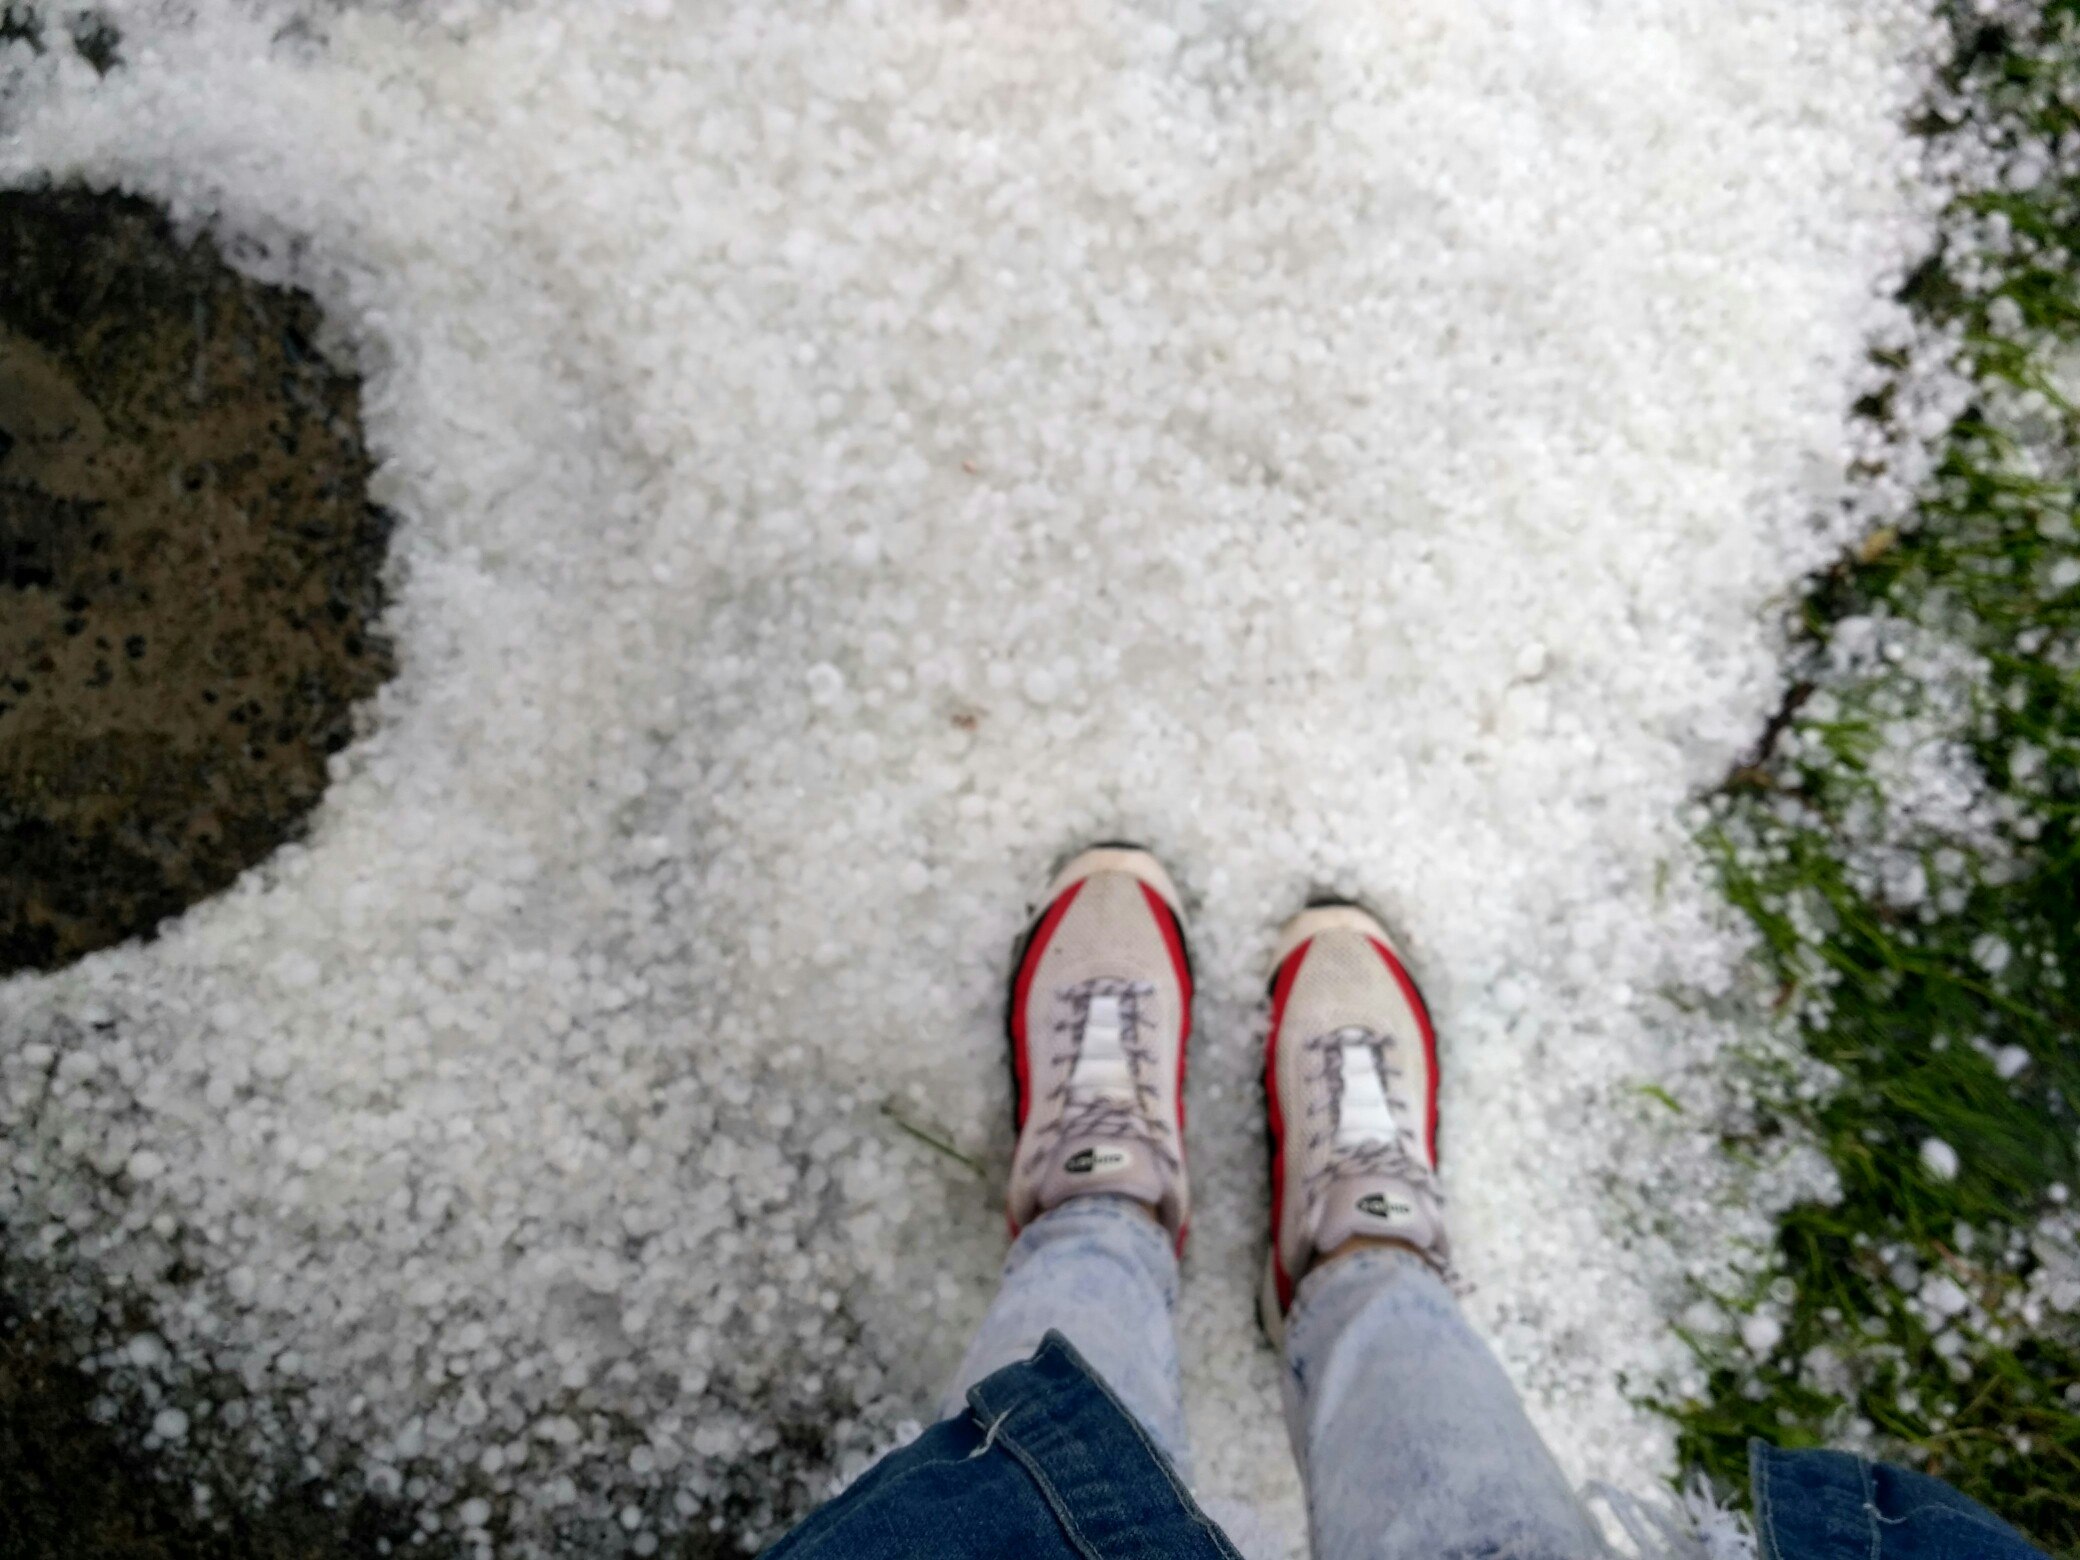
[1140,882,1193,1133]
[1265,938,1309,1314]
[1009,880,1085,1135]
[1141,881,1194,1256]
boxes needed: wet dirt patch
[0,185,402,1556]
[0,186,393,974]
[0,1294,426,1560]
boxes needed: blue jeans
[1750,1442,2047,1560]
[766,1331,1238,1560]
[768,1198,2049,1560]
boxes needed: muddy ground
[1,186,393,973]
[1,186,397,1555]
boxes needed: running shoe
[1005,846,1194,1249]
[1261,902,1449,1345]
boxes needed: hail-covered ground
[0,2,1942,1553]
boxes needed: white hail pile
[1,1,1934,1552]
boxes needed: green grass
[1667,5,2080,1550]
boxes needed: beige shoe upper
[1008,849,1192,1246]
[1265,907,1448,1324]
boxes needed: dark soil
[0,186,394,974]
[0,187,395,1556]
[0,181,781,1560]
[0,1297,419,1560]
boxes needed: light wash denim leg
[788,1206,2043,1560]
[1282,1248,1610,1560]
[942,1196,1192,1479]
[945,1199,1604,1558]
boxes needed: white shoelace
[1302,1026,1458,1282]
[1021,978,1177,1175]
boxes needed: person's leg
[1750,1442,2050,1560]
[764,845,1223,1560]
[771,1332,1239,1560]
[939,1194,1189,1473]
[1283,1248,1608,1560]
[1259,903,1606,1560]
[942,845,1199,1473]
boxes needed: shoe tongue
[1313,1174,1442,1261]
[1035,1135,1166,1215]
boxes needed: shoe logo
[1356,1192,1416,1222]
[1064,1146,1133,1175]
